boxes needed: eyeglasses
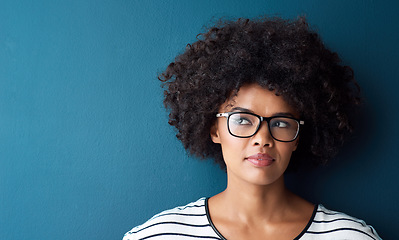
[216,112,304,142]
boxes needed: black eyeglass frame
[216,112,305,142]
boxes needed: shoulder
[301,204,381,240]
[122,197,219,240]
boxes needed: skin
[209,83,314,240]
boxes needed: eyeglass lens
[228,113,299,141]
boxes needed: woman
[123,16,381,239]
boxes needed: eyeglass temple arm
[216,113,229,117]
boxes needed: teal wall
[1,0,397,239]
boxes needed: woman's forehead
[220,83,299,116]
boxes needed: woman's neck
[212,175,294,223]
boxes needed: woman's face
[211,83,299,186]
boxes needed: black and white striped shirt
[123,198,381,240]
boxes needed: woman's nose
[251,122,274,147]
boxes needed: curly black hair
[159,16,360,170]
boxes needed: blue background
[0,0,397,239]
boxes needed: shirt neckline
[204,197,318,240]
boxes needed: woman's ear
[210,121,221,144]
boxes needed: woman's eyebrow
[230,107,296,118]
[272,112,295,117]
[230,107,253,113]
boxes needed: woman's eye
[232,117,252,125]
[272,121,289,128]
[238,118,251,125]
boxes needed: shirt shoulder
[122,197,220,240]
[301,204,381,240]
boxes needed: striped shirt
[123,197,381,240]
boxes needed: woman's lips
[246,153,275,167]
